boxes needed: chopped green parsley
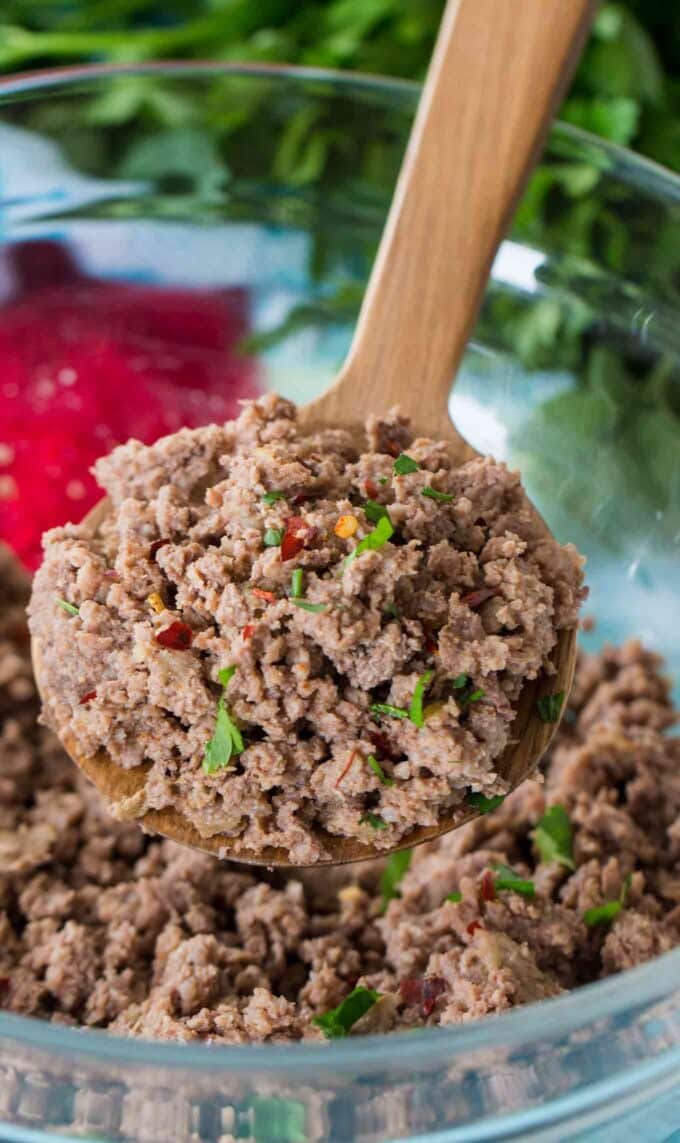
[344,514,394,569]
[262,490,286,506]
[467,791,505,815]
[451,673,468,689]
[409,669,434,728]
[203,666,244,774]
[537,691,565,724]
[312,986,381,1038]
[263,527,284,548]
[584,874,632,928]
[360,811,389,830]
[492,862,535,898]
[533,804,575,870]
[364,499,391,524]
[393,453,420,475]
[367,755,394,787]
[370,701,408,720]
[422,486,454,503]
[56,598,80,617]
[444,891,462,904]
[380,848,412,911]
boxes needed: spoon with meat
[30,0,592,865]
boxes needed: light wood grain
[32,0,592,866]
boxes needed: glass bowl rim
[0,60,678,1081]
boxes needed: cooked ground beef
[3,543,679,1041]
[28,395,585,862]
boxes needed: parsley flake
[444,891,462,904]
[263,527,284,548]
[383,601,400,620]
[370,701,408,720]
[262,490,285,506]
[290,568,303,598]
[422,486,454,503]
[492,862,535,898]
[533,805,575,870]
[291,599,327,613]
[467,791,505,815]
[378,475,389,485]
[364,499,391,524]
[537,691,565,723]
[393,453,420,475]
[380,849,412,911]
[344,514,394,569]
[312,986,381,1038]
[56,598,80,617]
[367,754,394,787]
[360,811,389,830]
[203,667,243,774]
[584,874,632,928]
[451,673,469,689]
[409,670,434,728]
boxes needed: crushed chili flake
[155,620,194,650]
[425,637,439,655]
[280,516,317,562]
[335,750,358,788]
[461,586,499,609]
[149,539,170,558]
[251,588,277,604]
[480,870,496,902]
[467,919,483,937]
[399,976,447,1017]
[364,479,378,499]
[242,624,255,640]
[291,492,314,507]
[79,690,97,705]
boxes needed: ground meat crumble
[2,543,678,1042]
[28,395,585,862]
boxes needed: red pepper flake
[280,516,317,562]
[425,637,439,656]
[461,587,499,609]
[335,750,358,788]
[155,620,194,650]
[251,588,277,604]
[242,624,255,640]
[368,729,399,762]
[79,690,97,705]
[291,492,314,507]
[364,479,378,499]
[149,538,170,558]
[480,870,496,902]
[466,919,483,937]
[384,439,402,458]
[399,976,447,1017]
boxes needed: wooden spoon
[33,0,592,866]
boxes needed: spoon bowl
[32,0,592,865]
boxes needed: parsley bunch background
[1,1,677,172]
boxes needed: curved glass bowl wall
[0,65,678,1143]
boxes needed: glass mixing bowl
[0,64,678,1143]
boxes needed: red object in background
[0,241,260,569]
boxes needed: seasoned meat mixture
[29,395,585,862]
[1,544,679,1040]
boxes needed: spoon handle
[332,0,594,443]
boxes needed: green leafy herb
[422,486,454,503]
[360,811,388,830]
[251,1097,305,1143]
[343,514,394,569]
[312,986,381,1039]
[444,891,462,904]
[56,598,80,616]
[467,791,505,815]
[291,599,327,613]
[378,476,389,486]
[262,490,285,506]
[370,702,408,720]
[203,666,243,774]
[383,601,400,620]
[263,527,284,547]
[537,691,565,723]
[290,568,303,598]
[462,688,485,706]
[533,805,575,870]
[393,453,420,475]
[584,874,632,928]
[492,862,535,898]
[367,754,394,787]
[451,673,469,689]
[380,848,412,911]
[409,669,434,728]
[364,499,390,524]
